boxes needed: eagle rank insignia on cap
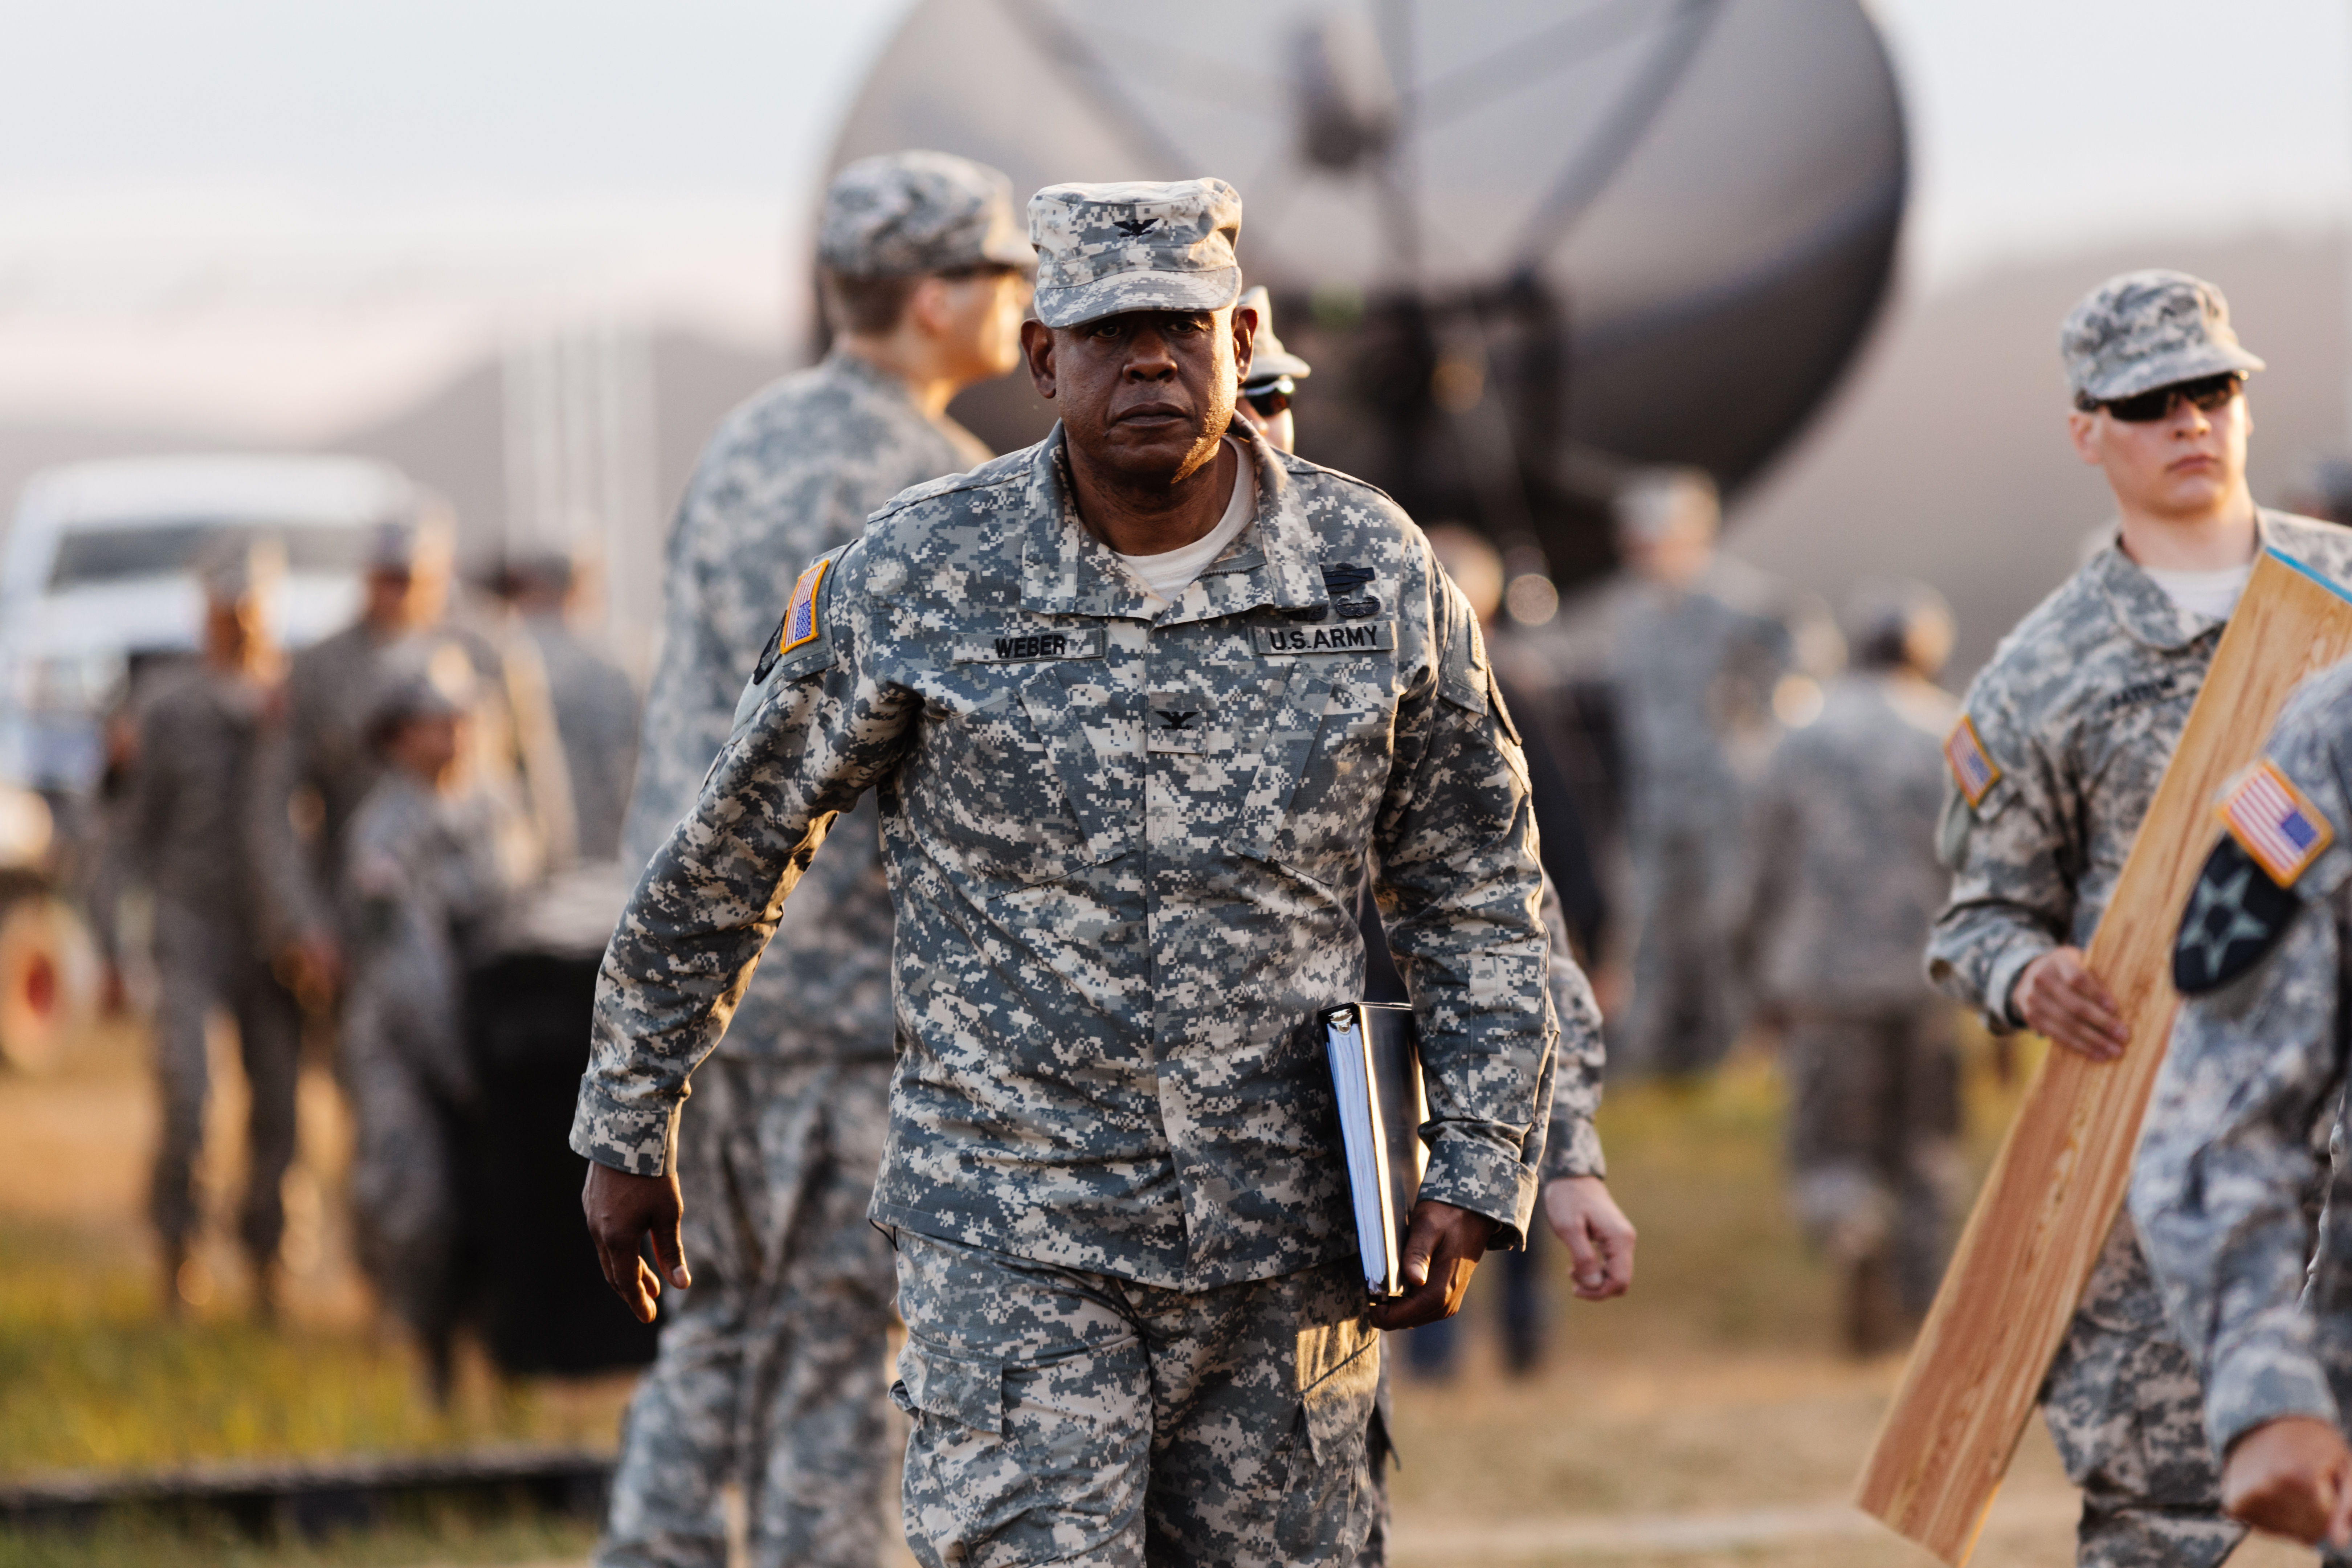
[2174,760,2335,993]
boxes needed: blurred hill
[338,332,790,570]
[1730,230,2345,682]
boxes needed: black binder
[1320,1001,1426,1299]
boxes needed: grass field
[0,1013,2327,1566]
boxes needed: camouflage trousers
[2040,1217,2242,1568]
[1783,1003,1963,1317]
[890,1229,1381,1568]
[1621,823,1738,1078]
[148,900,301,1266]
[339,999,466,1353]
[597,1055,897,1568]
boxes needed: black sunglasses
[2077,371,2243,423]
[1245,382,1292,418]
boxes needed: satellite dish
[828,0,1907,588]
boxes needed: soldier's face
[1024,306,1256,485]
[2069,381,2252,521]
[925,266,1032,382]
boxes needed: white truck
[0,453,416,793]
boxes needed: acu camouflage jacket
[2133,658,2352,1456]
[573,426,1555,1290]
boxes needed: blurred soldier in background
[593,150,1029,1568]
[339,655,515,1399]
[267,510,456,998]
[114,536,306,1319]
[498,550,640,862]
[1930,269,2352,1568]
[264,505,572,1001]
[1608,467,1832,1080]
[1235,288,1633,1568]
[1400,523,1611,1384]
[1734,581,1960,1354]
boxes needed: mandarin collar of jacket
[2089,507,2284,653]
[1018,423,1329,622]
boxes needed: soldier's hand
[1371,1199,1493,1331]
[1544,1176,1636,1300]
[2012,946,2127,1061]
[2221,1416,2352,1547]
[581,1160,691,1324]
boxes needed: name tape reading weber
[952,629,1108,664]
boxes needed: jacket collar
[2090,508,2282,652]
[818,347,918,409]
[1019,424,1328,621]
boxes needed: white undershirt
[1112,439,1255,604]
[2142,562,2254,623]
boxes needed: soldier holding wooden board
[1926,270,2352,1566]
[2134,658,2352,1554]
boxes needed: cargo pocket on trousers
[891,1337,1004,1434]
[1274,1338,1379,1556]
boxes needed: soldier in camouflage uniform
[118,537,308,1318]
[340,657,515,1398]
[1735,582,1961,1353]
[593,151,1030,1568]
[575,178,1557,1567]
[1929,269,2352,1566]
[1233,290,1633,1565]
[2133,661,2352,1555]
[1608,467,1828,1079]
[265,507,571,988]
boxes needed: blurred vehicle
[0,454,416,795]
[0,780,96,1072]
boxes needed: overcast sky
[1,0,2345,436]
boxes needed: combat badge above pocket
[2173,761,2335,993]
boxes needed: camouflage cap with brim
[821,150,1033,279]
[1029,178,1242,328]
[2062,269,2267,403]
[1238,285,1312,387]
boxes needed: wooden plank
[1854,547,2352,1564]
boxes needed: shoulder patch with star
[2172,760,2338,995]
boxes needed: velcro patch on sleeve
[2218,760,2335,887]
[1943,714,2001,809]
[2173,832,2302,993]
[752,557,831,686]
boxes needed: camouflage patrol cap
[367,643,475,735]
[819,151,1032,279]
[1842,577,1952,673]
[2061,269,2267,403]
[195,532,284,604]
[1238,285,1312,389]
[1028,178,1243,328]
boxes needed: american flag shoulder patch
[2219,760,2335,887]
[1943,714,2002,808]
[779,557,829,657]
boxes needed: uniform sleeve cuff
[1541,1116,1608,1183]
[2208,1351,2342,1458]
[1981,939,2054,1036]
[567,1076,683,1177]
[1420,1133,1539,1251]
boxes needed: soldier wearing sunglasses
[1927,270,2352,1566]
